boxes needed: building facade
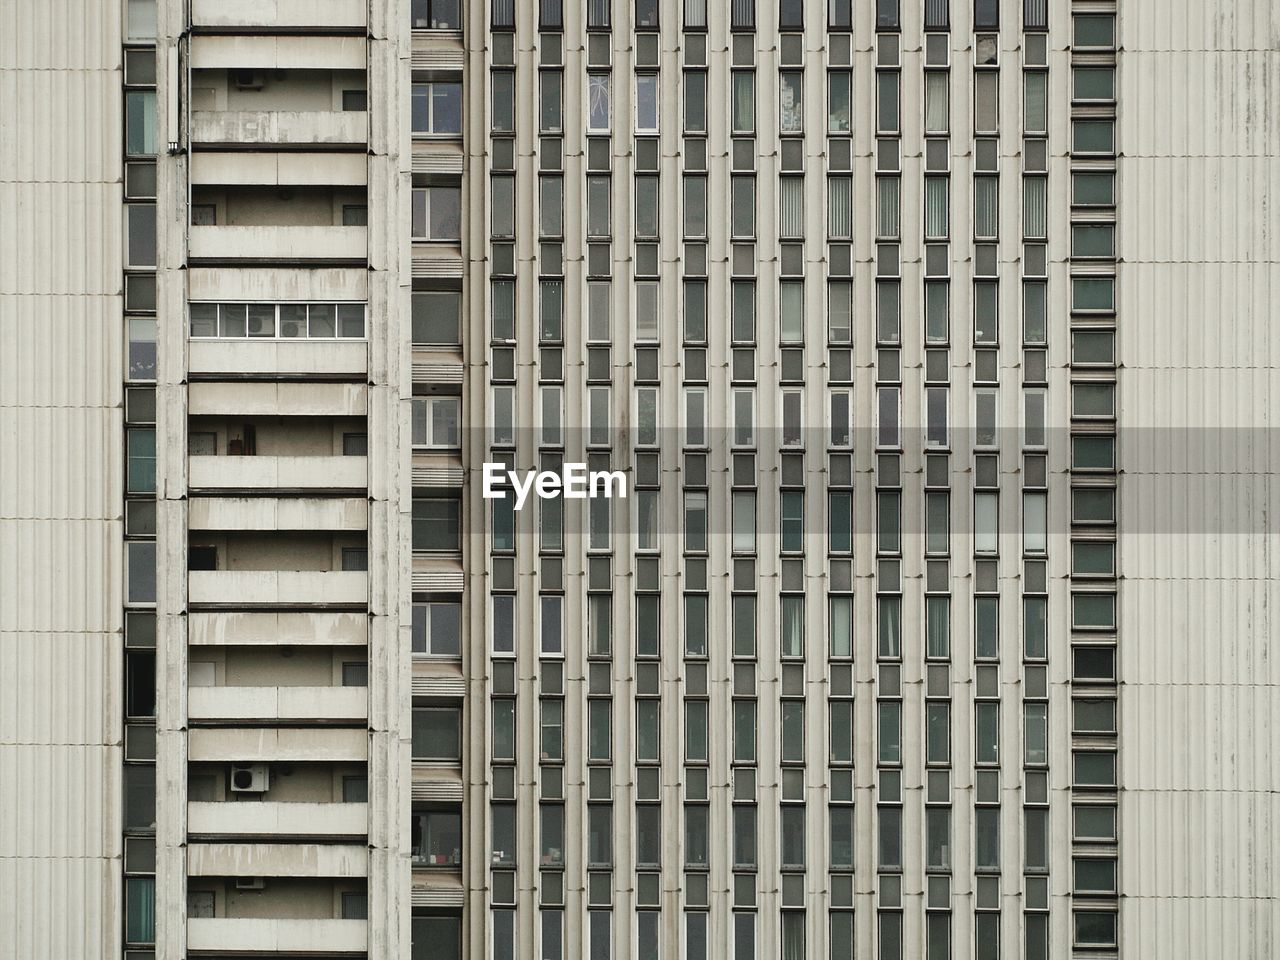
[1,1,1277,959]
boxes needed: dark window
[188,546,217,571]
[413,498,462,552]
[975,0,998,27]
[412,0,460,28]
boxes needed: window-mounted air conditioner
[229,763,270,793]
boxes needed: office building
[1,1,1276,959]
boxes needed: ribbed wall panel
[1121,0,1280,953]
[0,4,123,956]
[410,255,465,278]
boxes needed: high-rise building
[2,1,1277,959]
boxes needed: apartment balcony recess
[188,497,368,533]
[188,726,368,762]
[190,455,367,494]
[188,800,367,839]
[187,918,366,955]
[191,66,366,148]
[192,0,368,32]
[189,570,367,608]
[188,611,368,647]
[188,382,367,417]
[189,225,366,264]
[189,685,368,723]
[188,842,368,878]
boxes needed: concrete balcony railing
[188,382,367,417]
[188,726,368,763]
[188,570,367,607]
[189,456,367,493]
[189,225,367,262]
[187,918,366,955]
[188,340,368,378]
[188,685,367,722]
[188,801,367,838]
[191,110,367,147]
[188,842,368,878]
[187,497,368,532]
[188,611,368,647]
[192,0,367,30]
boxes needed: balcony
[189,339,368,379]
[188,611,368,647]
[189,225,367,263]
[192,0,368,31]
[188,842,368,877]
[187,918,366,954]
[189,455,367,493]
[188,685,367,722]
[191,109,367,147]
[190,35,366,71]
[188,800,367,838]
[188,570,366,607]
[188,497,368,532]
[188,382,367,417]
[188,726,368,762]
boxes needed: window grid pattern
[1067,3,1120,957]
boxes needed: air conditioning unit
[235,877,266,891]
[233,70,265,90]
[229,763,270,793]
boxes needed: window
[412,0,460,27]
[412,397,461,448]
[492,71,515,133]
[340,548,368,572]
[412,706,461,760]
[733,700,756,762]
[588,74,611,132]
[412,497,461,552]
[126,90,156,156]
[413,811,462,865]
[492,700,516,758]
[125,877,155,944]
[779,72,804,133]
[877,72,899,134]
[412,186,461,240]
[541,700,564,761]
[413,601,462,656]
[127,428,156,493]
[126,204,156,267]
[635,75,659,132]
[413,290,461,345]
[732,72,755,134]
[828,71,852,133]
[413,917,463,960]
[685,70,707,133]
[780,493,804,554]
[412,82,463,134]
[540,595,563,655]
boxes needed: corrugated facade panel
[0,5,123,957]
[1121,0,1280,952]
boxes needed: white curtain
[974,175,999,239]
[779,177,805,238]
[827,176,852,238]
